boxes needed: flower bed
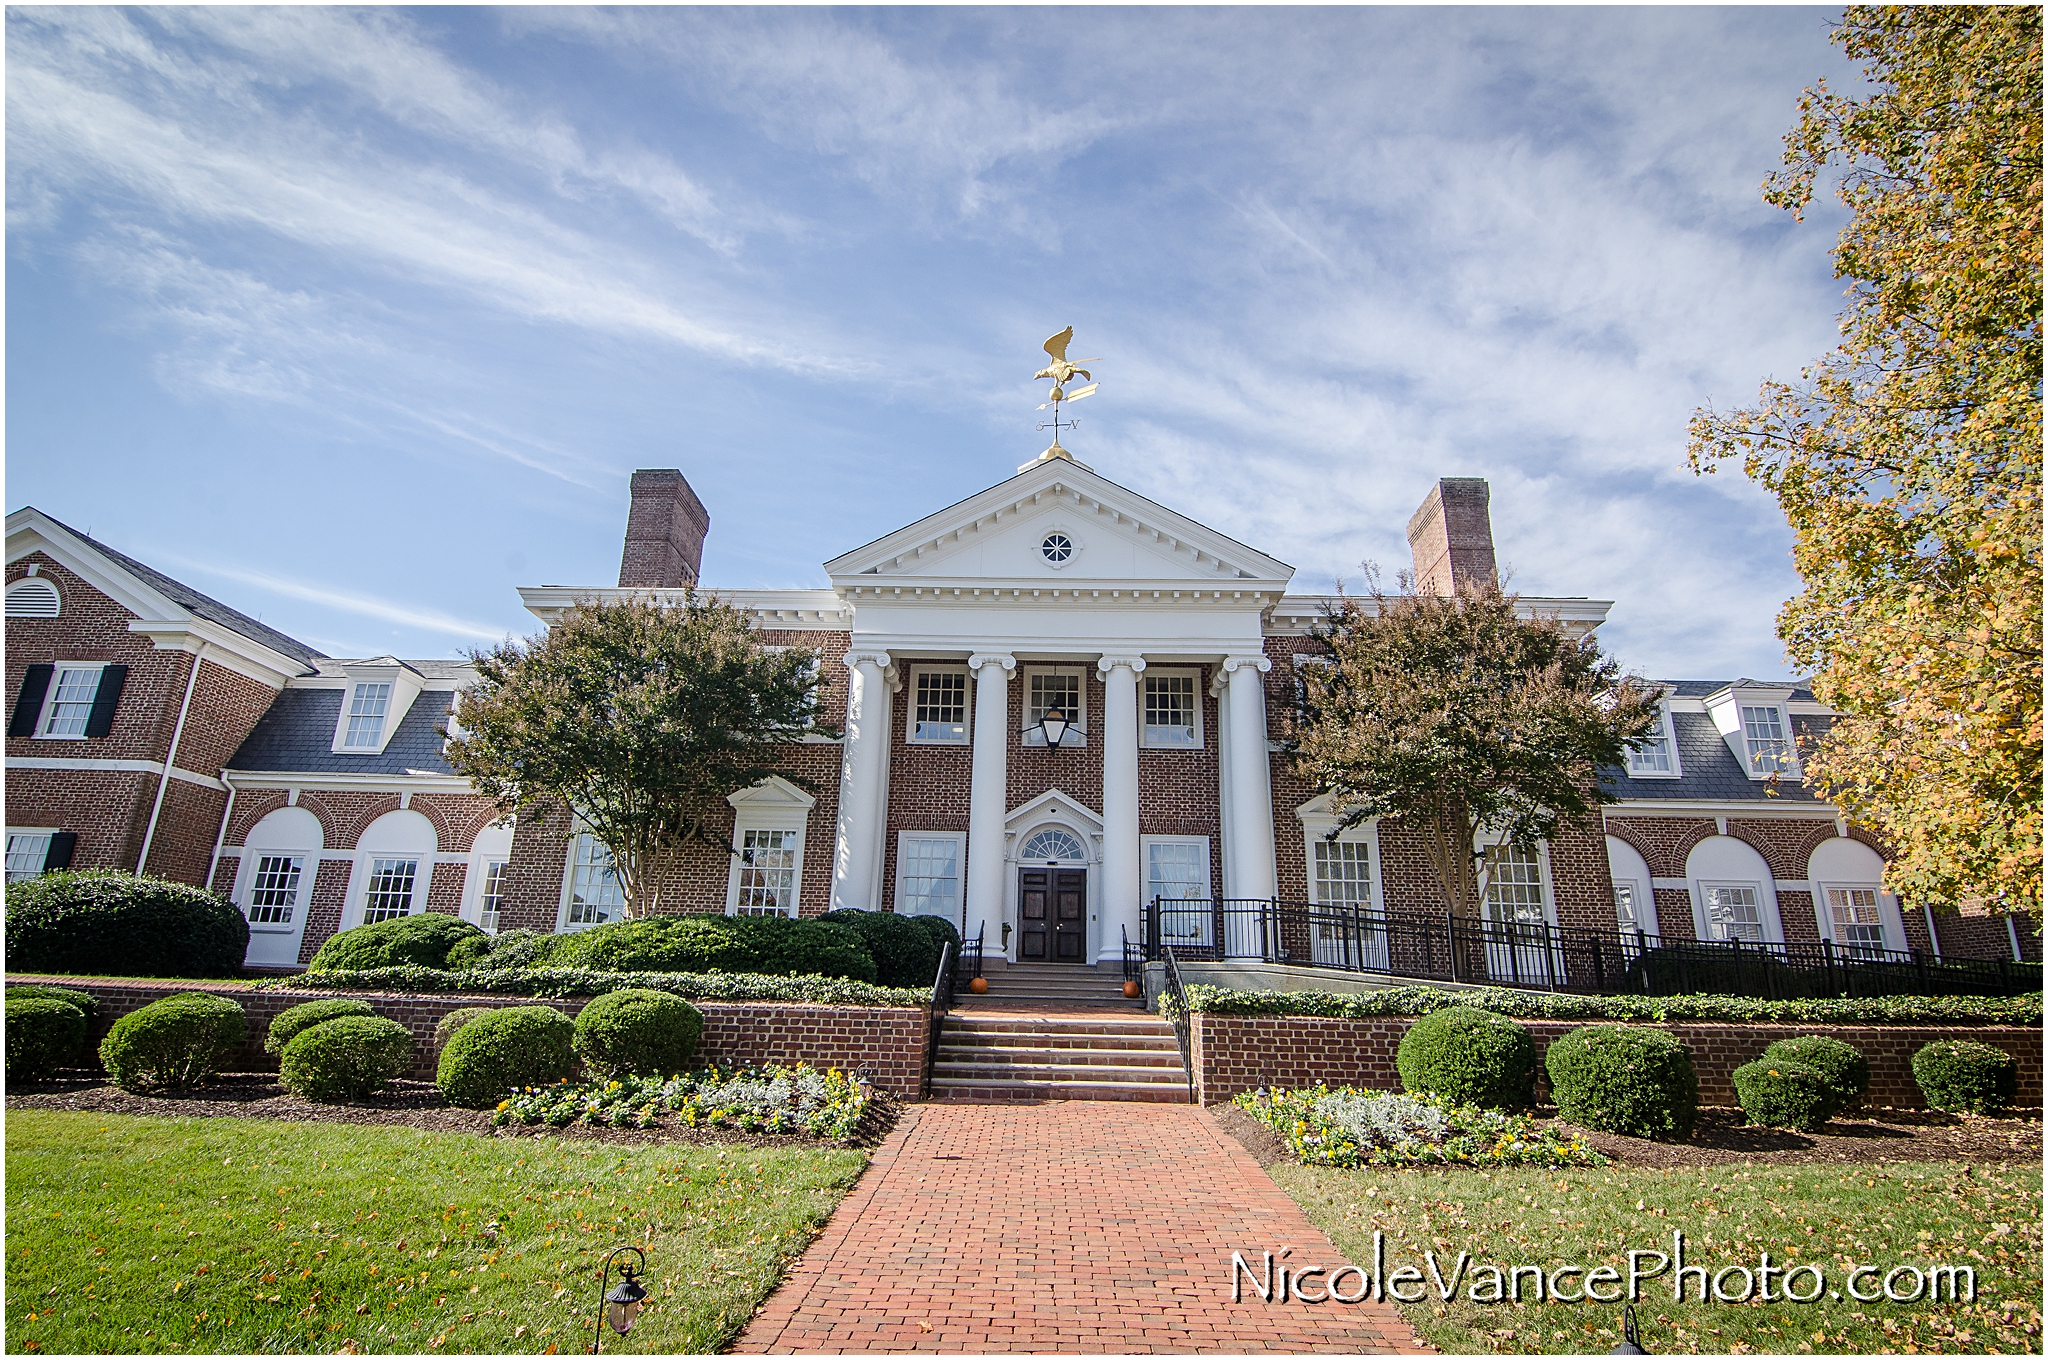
[262,965,928,1008]
[1234,1084,1603,1169]
[1184,983,2040,1027]
[491,1063,870,1139]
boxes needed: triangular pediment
[823,459,1293,589]
[727,775,818,810]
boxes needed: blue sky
[8,6,1852,677]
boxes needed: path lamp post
[592,1246,648,1354]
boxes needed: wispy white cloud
[153,552,513,642]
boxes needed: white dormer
[331,658,426,755]
[1703,681,1800,780]
[1625,690,1683,780]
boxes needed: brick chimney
[618,469,711,588]
[1405,477,1498,595]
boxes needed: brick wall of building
[8,975,930,1097]
[1190,1011,2043,1109]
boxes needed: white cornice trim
[517,585,850,629]
[9,755,226,791]
[222,770,480,795]
[1264,594,1614,636]
[1605,800,1841,820]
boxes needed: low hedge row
[262,965,930,1008]
[1180,983,2041,1027]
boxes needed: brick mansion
[6,449,2033,975]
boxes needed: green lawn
[1274,1160,2043,1355]
[6,1110,867,1354]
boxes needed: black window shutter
[83,664,127,738]
[43,832,77,872]
[8,664,54,737]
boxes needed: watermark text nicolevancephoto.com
[1231,1232,1977,1307]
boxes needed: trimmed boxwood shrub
[99,993,247,1091]
[821,909,941,987]
[437,1005,577,1108]
[278,1015,414,1101]
[1732,1058,1832,1131]
[1761,1036,1869,1117]
[1396,1005,1537,1110]
[571,988,705,1079]
[7,996,89,1080]
[5,983,100,1026]
[308,915,486,972]
[435,1007,496,1052]
[445,929,558,971]
[907,914,962,956]
[1543,1024,1699,1140]
[1912,1039,2018,1114]
[543,914,877,982]
[6,870,248,978]
[263,998,378,1056]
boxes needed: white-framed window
[1141,669,1203,749]
[6,578,61,618]
[246,854,305,925]
[36,663,106,739]
[1482,842,1552,927]
[731,829,800,916]
[361,858,419,923]
[1740,704,1794,775]
[895,832,965,922]
[1023,667,1088,746]
[908,665,970,744]
[1020,827,1087,863]
[341,682,393,749]
[1700,882,1767,943]
[478,861,509,934]
[1627,702,1682,778]
[1821,885,1888,957]
[1314,840,1374,908]
[1144,834,1211,945]
[5,830,54,883]
[1614,880,1643,935]
[563,833,624,929]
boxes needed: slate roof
[1601,681,1833,805]
[39,511,326,668]
[227,685,459,775]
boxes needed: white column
[830,649,891,912]
[1098,655,1145,962]
[1211,670,1236,899]
[963,653,1015,951]
[1223,654,1277,901]
[867,663,900,908]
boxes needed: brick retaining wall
[7,976,932,1098]
[1191,1013,2043,1109]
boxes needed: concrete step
[933,1046,1184,1070]
[939,1034,1180,1055]
[927,1077,1190,1104]
[932,1062,1185,1085]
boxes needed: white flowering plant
[1234,1084,1603,1169]
[490,1062,869,1139]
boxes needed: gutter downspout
[2008,916,2023,962]
[1923,904,1943,961]
[207,774,241,897]
[138,642,206,876]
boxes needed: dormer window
[1702,683,1800,781]
[1741,705,1793,774]
[328,658,425,755]
[343,682,392,748]
[1627,701,1681,778]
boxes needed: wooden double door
[1018,867,1088,963]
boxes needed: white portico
[822,452,1293,963]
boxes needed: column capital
[1095,655,1147,676]
[843,648,892,671]
[1223,653,1273,674]
[968,652,1017,673]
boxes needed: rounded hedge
[542,914,876,982]
[1912,1039,2017,1114]
[435,1007,496,1052]
[1543,1024,1699,1140]
[1732,1058,1832,1131]
[264,998,378,1056]
[437,1005,577,1108]
[308,915,487,972]
[279,1016,415,1102]
[821,909,941,988]
[6,984,100,1026]
[572,988,705,1079]
[6,870,248,978]
[907,914,963,957]
[444,928,559,971]
[99,993,247,1091]
[7,996,89,1081]
[1761,1036,1869,1118]
[1396,1005,1537,1110]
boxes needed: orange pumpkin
[1122,980,1141,999]
[968,976,989,994]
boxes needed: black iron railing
[1121,926,1143,987]
[957,924,984,987]
[1139,897,2039,999]
[923,939,956,1098]
[1159,945,1197,1102]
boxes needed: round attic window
[1039,532,1074,566]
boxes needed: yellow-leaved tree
[1691,8,2041,918]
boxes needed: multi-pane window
[1702,884,1765,942]
[1148,840,1210,944]
[734,829,798,916]
[1614,880,1641,935]
[1741,705,1792,774]
[1026,671,1082,745]
[1483,844,1547,925]
[1313,841,1372,907]
[1629,711,1674,775]
[1021,828,1085,863]
[1143,674,1199,748]
[1826,887,1886,957]
[567,835,623,927]
[40,666,100,737]
[343,682,393,748]
[913,669,968,743]
[247,855,304,924]
[479,860,509,934]
[5,833,52,883]
[899,837,961,919]
[362,858,418,923]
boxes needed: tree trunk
[1415,797,1485,922]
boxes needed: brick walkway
[733,1102,1428,1353]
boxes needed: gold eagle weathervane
[1028,326,1100,468]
